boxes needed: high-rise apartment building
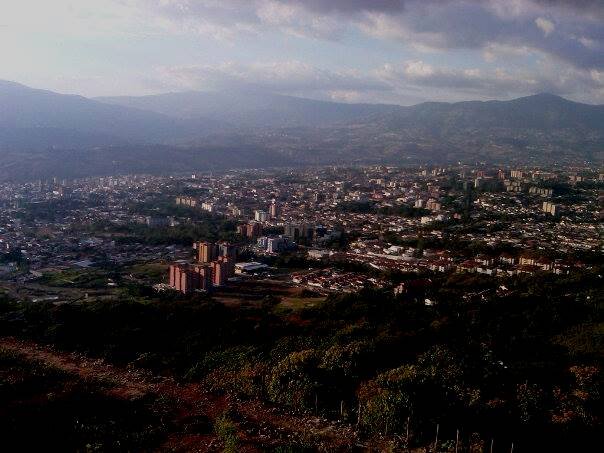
[269,201,279,219]
[197,241,219,263]
[254,210,268,222]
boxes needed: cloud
[374,58,604,103]
[140,1,604,71]
[151,58,604,105]
[154,60,392,98]
[4,0,603,103]
[535,17,555,36]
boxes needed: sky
[1,0,603,104]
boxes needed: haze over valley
[1,80,603,180]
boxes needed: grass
[38,269,112,288]
[124,263,168,282]
[275,296,326,314]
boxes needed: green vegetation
[0,267,601,451]
[214,412,240,453]
[38,268,117,288]
[0,349,169,451]
[84,217,238,246]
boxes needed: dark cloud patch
[533,0,604,15]
[357,1,603,70]
[144,0,604,101]
[283,0,604,16]
[376,59,604,103]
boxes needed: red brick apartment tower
[169,264,179,287]
[246,222,263,239]
[169,264,203,294]
[212,256,235,286]
[217,255,235,278]
[193,265,213,290]
[197,241,218,263]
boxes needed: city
[1,0,603,451]
[1,163,602,450]
[1,165,601,300]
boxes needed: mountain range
[0,80,602,180]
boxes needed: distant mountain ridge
[96,90,399,128]
[0,81,227,150]
[0,80,602,179]
[368,93,604,132]
[96,89,604,131]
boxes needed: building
[267,236,293,253]
[308,249,330,260]
[193,265,213,290]
[542,201,557,216]
[569,175,583,184]
[234,262,269,274]
[504,180,523,192]
[245,222,263,239]
[269,201,279,219]
[254,210,268,222]
[211,260,227,286]
[257,235,295,253]
[201,202,214,213]
[169,264,201,294]
[284,223,313,242]
[425,199,441,212]
[218,241,237,260]
[529,186,553,197]
[175,196,197,207]
[197,241,219,263]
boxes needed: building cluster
[168,240,237,294]
[292,269,385,293]
[0,164,601,301]
[542,201,558,216]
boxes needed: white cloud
[154,60,390,96]
[153,58,604,104]
[373,59,604,103]
[403,61,435,78]
[535,17,555,36]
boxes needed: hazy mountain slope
[1,80,603,180]
[0,144,294,181]
[0,81,225,150]
[96,90,398,128]
[97,90,604,134]
[362,93,604,133]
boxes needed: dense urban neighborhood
[1,165,601,295]
[1,164,602,451]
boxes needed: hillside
[0,81,225,150]
[1,80,603,179]
[96,90,397,128]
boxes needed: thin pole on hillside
[405,415,411,452]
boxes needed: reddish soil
[0,337,362,452]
